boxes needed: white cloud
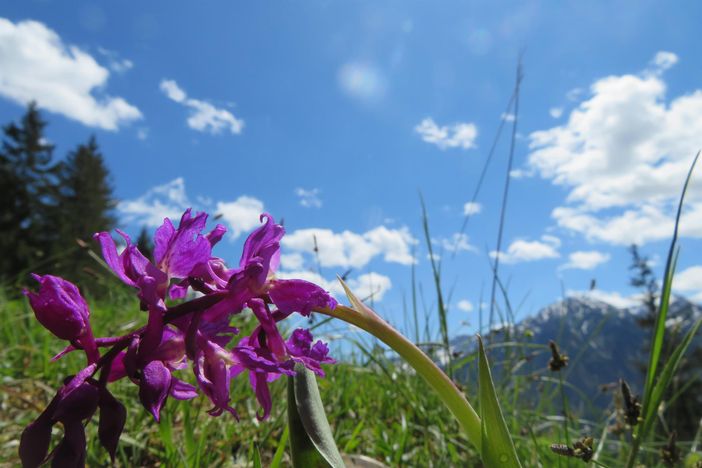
[528,51,702,246]
[97,47,133,73]
[215,196,265,239]
[672,265,702,302]
[295,188,322,208]
[456,299,473,312]
[280,253,305,271]
[347,273,392,301]
[437,233,476,254]
[283,225,417,269]
[159,79,244,135]
[567,289,639,309]
[119,178,190,227]
[501,112,516,122]
[338,62,386,102]
[276,270,392,302]
[136,127,149,140]
[463,202,482,216]
[119,178,265,239]
[491,235,560,264]
[549,107,563,119]
[560,250,611,270]
[415,118,478,150]
[649,51,678,74]
[0,18,141,130]
[566,88,583,101]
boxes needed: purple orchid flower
[20,209,339,466]
[19,378,125,468]
[23,274,99,364]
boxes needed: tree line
[0,103,152,294]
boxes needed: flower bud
[24,274,90,341]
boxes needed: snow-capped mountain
[451,296,702,413]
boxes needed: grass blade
[642,316,702,437]
[626,150,700,467]
[477,335,522,467]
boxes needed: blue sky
[1,1,702,339]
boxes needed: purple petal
[93,232,136,287]
[19,414,53,468]
[24,275,89,341]
[139,360,172,421]
[152,326,186,363]
[194,337,236,416]
[206,224,227,246]
[51,421,86,468]
[269,279,337,317]
[155,210,212,279]
[170,378,199,400]
[53,382,100,423]
[247,298,286,358]
[98,387,126,462]
[239,214,284,283]
[250,371,272,421]
[154,217,176,266]
[107,352,127,382]
[286,328,313,356]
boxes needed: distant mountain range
[450,296,702,414]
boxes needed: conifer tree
[53,136,116,285]
[0,102,56,282]
[136,226,154,262]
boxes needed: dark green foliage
[0,102,57,283]
[0,104,116,293]
[50,136,116,286]
[629,245,702,440]
[628,244,658,327]
[136,226,154,262]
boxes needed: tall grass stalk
[625,151,700,467]
[419,194,453,379]
[489,59,523,331]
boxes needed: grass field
[3,280,700,467]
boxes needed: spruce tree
[53,136,116,286]
[0,102,56,283]
[136,226,154,262]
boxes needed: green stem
[316,304,482,453]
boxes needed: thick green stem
[315,304,482,453]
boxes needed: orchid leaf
[478,335,522,467]
[288,363,344,468]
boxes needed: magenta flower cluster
[20,210,337,467]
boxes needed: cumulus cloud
[119,178,264,239]
[282,225,417,269]
[673,265,702,302]
[338,62,386,102]
[295,187,322,208]
[528,51,702,245]
[97,47,133,73]
[0,18,141,130]
[159,79,244,134]
[567,289,639,309]
[649,51,678,74]
[280,253,305,271]
[456,299,473,312]
[277,270,392,302]
[560,250,611,270]
[118,178,191,227]
[491,235,560,264]
[437,233,476,254]
[215,196,265,239]
[463,202,482,216]
[549,107,563,119]
[415,118,478,150]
